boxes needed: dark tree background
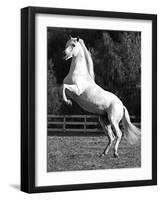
[47,27,141,117]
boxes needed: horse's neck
[80,43,95,80]
[69,53,89,76]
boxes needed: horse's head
[63,36,82,60]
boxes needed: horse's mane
[79,41,95,80]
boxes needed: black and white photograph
[21,7,157,193]
[47,27,141,172]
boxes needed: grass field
[47,134,141,172]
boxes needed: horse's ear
[77,36,80,42]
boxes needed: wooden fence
[48,115,140,133]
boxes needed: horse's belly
[73,89,106,114]
[66,82,120,115]
[81,103,105,114]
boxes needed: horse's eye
[72,44,75,47]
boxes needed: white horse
[62,36,140,158]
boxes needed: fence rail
[48,115,140,133]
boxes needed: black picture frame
[21,6,157,193]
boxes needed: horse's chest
[63,74,73,84]
[64,74,89,88]
[76,98,105,114]
[63,73,79,84]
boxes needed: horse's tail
[122,106,140,145]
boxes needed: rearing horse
[62,36,140,158]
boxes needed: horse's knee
[76,89,81,96]
[62,85,65,96]
[62,85,66,99]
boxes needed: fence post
[84,115,86,133]
[63,116,66,133]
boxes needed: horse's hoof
[114,153,119,158]
[99,152,106,158]
[66,100,72,106]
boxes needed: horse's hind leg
[99,116,115,157]
[107,102,123,158]
[111,122,122,158]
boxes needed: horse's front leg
[62,84,81,105]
